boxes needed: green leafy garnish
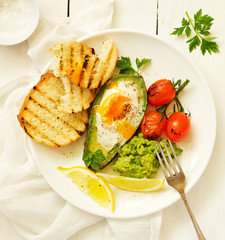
[82,149,105,171]
[171,9,219,55]
[116,56,151,75]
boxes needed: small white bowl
[0,0,39,45]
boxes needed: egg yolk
[66,61,83,85]
[116,120,137,139]
[98,93,132,125]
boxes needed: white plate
[27,29,216,219]
[0,0,39,45]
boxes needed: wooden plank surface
[158,1,224,239]
[0,0,224,239]
[111,0,157,34]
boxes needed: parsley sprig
[82,149,105,171]
[116,57,151,75]
[171,9,219,55]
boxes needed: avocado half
[83,75,147,170]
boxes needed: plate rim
[33,28,217,219]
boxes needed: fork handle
[179,191,206,240]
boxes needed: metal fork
[154,140,206,240]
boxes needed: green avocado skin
[83,75,147,169]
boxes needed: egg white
[96,81,144,151]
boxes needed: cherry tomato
[165,112,190,142]
[140,110,167,139]
[148,79,176,106]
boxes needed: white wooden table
[1,0,224,239]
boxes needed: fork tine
[168,139,184,174]
[163,140,178,175]
[155,142,173,177]
[154,144,169,177]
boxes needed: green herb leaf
[171,9,219,55]
[185,26,192,37]
[136,58,151,71]
[194,9,202,23]
[186,35,201,52]
[93,149,105,161]
[201,38,220,55]
[116,56,151,75]
[116,56,132,69]
[182,17,190,27]
[82,149,105,171]
[120,67,138,75]
[171,27,185,36]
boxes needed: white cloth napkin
[0,1,162,240]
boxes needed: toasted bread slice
[88,39,118,89]
[49,42,97,112]
[49,42,96,83]
[49,40,118,89]
[17,73,89,147]
[37,73,95,113]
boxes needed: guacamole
[113,133,182,179]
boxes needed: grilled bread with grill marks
[88,39,118,89]
[49,42,97,113]
[49,39,118,89]
[17,73,89,147]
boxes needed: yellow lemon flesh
[58,166,114,212]
[96,173,165,192]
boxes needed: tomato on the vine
[148,79,176,106]
[165,112,190,142]
[140,110,167,139]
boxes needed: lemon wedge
[96,173,165,192]
[58,166,114,212]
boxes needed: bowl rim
[0,0,39,46]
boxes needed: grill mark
[31,87,87,131]
[34,87,60,109]
[76,130,83,135]
[79,87,85,112]
[88,57,99,88]
[80,87,84,102]
[78,44,84,86]
[83,55,89,69]
[29,95,82,137]
[79,55,90,88]
[23,124,34,139]
[23,120,59,147]
[59,44,64,75]
[25,106,73,144]
[70,44,74,68]
[97,45,114,88]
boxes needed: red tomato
[140,110,167,139]
[148,79,176,106]
[165,112,190,142]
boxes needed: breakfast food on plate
[112,133,182,178]
[142,78,191,142]
[49,39,118,89]
[17,39,118,147]
[96,172,165,192]
[83,75,148,170]
[58,166,114,212]
[17,73,89,147]
[49,40,118,113]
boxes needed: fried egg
[95,80,144,151]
